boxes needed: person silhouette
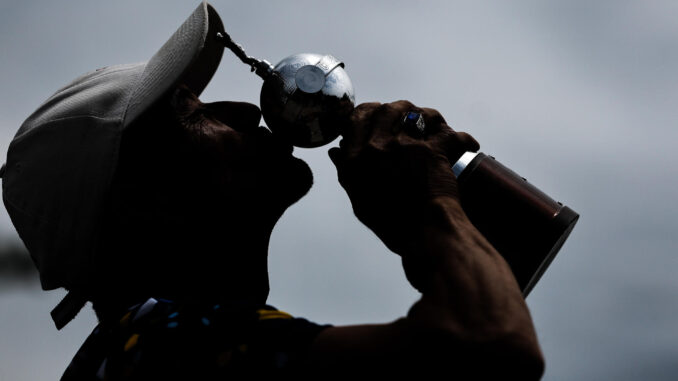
[1,2,544,379]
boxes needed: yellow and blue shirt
[61,297,330,379]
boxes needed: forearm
[325,100,543,375]
[403,197,543,372]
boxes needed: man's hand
[328,101,479,257]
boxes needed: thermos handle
[452,152,579,296]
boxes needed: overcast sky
[1,1,677,380]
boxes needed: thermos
[218,33,579,296]
[452,152,578,296]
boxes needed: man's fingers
[369,100,420,144]
[342,101,478,167]
[456,131,480,152]
[436,130,480,163]
[419,107,447,135]
[344,102,381,155]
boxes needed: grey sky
[1,1,677,379]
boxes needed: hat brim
[123,1,225,128]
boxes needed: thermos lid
[452,151,479,178]
[452,152,579,297]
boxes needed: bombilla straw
[216,31,274,80]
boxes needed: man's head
[1,2,309,327]
[91,86,313,316]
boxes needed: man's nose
[205,101,261,131]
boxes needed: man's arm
[308,101,544,378]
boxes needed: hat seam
[9,114,121,147]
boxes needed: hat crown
[17,64,143,141]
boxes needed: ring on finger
[402,111,426,136]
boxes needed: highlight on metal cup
[259,53,356,148]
